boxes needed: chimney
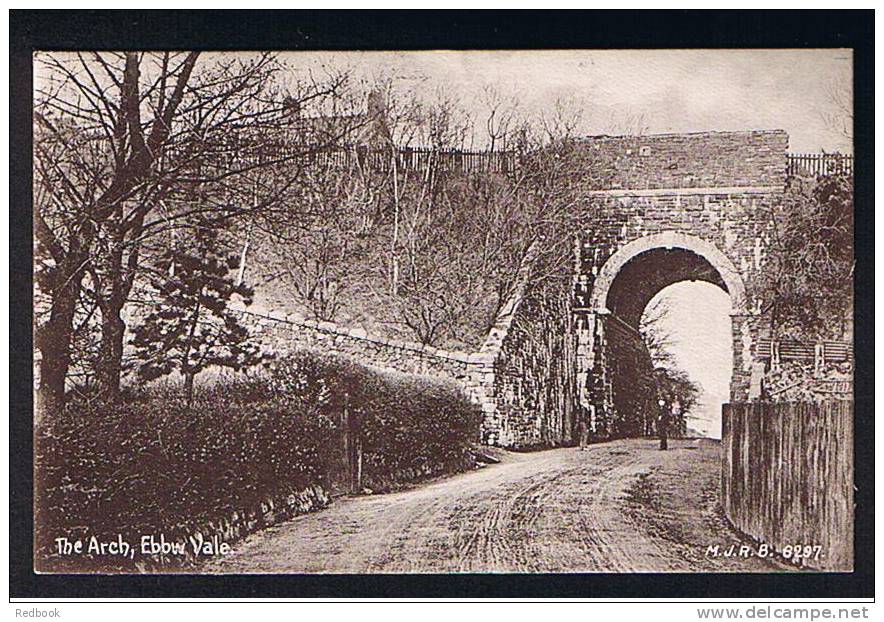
[365,88,392,146]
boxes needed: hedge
[34,350,481,572]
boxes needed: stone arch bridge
[245,130,789,449]
[473,130,787,447]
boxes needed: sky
[644,283,732,439]
[283,49,853,153]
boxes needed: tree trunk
[96,299,126,401]
[95,219,128,402]
[95,206,144,402]
[184,371,196,408]
[36,254,86,417]
[390,146,400,295]
[34,51,199,413]
[181,293,203,409]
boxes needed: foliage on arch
[754,173,854,341]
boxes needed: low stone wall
[234,307,508,433]
[235,307,475,386]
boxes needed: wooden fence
[178,144,518,176]
[721,401,854,571]
[786,153,854,178]
[172,143,853,180]
[274,149,852,179]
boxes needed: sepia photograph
[10,9,872,605]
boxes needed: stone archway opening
[589,232,747,318]
[581,232,749,439]
[640,281,733,438]
[604,246,731,329]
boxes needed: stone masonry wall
[574,188,779,411]
[574,130,789,431]
[479,283,577,449]
[470,244,579,449]
[581,130,787,190]
[575,132,787,274]
[234,307,477,391]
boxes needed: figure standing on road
[576,411,590,451]
[654,367,672,450]
[657,397,669,450]
[670,398,682,439]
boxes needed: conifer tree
[131,222,261,404]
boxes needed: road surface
[207,438,786,573]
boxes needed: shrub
[35,378,335,572]
[267,350,482,491]
[35,351,481,572]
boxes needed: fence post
[346,398,362,493]
[355,435,363,492]
[814,342,825,376]
[771,340,780,371]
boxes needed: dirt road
[207,438,786,573]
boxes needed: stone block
[469,351,497,366]
[348,327,368,339]
[448,352,471,363]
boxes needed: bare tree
[479,85,519,152]
[605,110,650,137]
[259,165,380,322]
[819,74,853,143]
[377,95,612,347]
[237,86,613,350]
[34,51,351,408]
[639,297,676,369]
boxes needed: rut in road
[206,439,784,574]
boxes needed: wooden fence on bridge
[168,142,852,180]
[753,337,853,363]
[178,144,518,176]
[262,148,850,178]
[786,153,854,178]
[721,401,854,571]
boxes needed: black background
[9,9,875,599]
